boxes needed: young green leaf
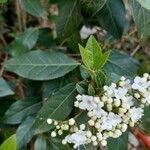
[0,134,16,150]
[4,51,79,80]
[88,84,95,95]
[0,77,14,97]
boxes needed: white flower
[144,92,150,104]
[114,87,128,100]
[93,104,107,118]
[65,130,88,148]
[132,76,149,93]
[130,107,143,122]
[101,112,122,130]
[79,96,97,111]
[122,96,134,108]
[104,83,116,98]
[80,26,97,39]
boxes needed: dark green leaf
[104,51,139,80]
[0,134,16,150]
[107,131,128,150]
[7,28,39,57]
[20,0,45,17]
[96,0,127,39]
[34,135,47,150]
[141,107,150,135]
[0,77,14,97]
[3,98,41,124]
[56,0,82,39]
[81,0,107,15]
[16,116,35,149]
[130,0,150,43]
[4,51,79,80]
[34,83,76,134]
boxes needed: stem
[16,0,22,31]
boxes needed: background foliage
[0,0,150,150]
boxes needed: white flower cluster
[47,73,150,149]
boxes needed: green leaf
[88,84,95,96]
[86,35,103,70]
[96,0,127,39]
[0,0,7,3]
[16,116,35,149]
[56,0,82,39]
[100,50,111,67]
[34,135,47,150]
[0,77,14,97]
[104,51,139,80]
[137,0,150,10]
[20,0,45,17]
[0,134,16,150]
[81,0,107,15]
[141,107,150,135]
[4,51,79,80]
[7,28,39,56]
[130,0,150,43]
[3,98,41,124]
[107,132,128,150]
[34,83,76,134]
[47,137,71,150]
[79,44,91,69]
[95,70,107,88]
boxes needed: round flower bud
[58,130,63,135]
[108,131,113,137]
[80,124,86,130]
[134,93,140,99]
[73,127,79,132]
[107,104,112,111]
[69,118,75,126]
[121,124,127,132]
[51,131,57,137]
[97,132,102,140]
[63,124,69,131]
[141,98,146,103]
[144,73,149,78]
[87,111,94,117]
[101,140,107,146]
[54,121,58,126]
[62,139,67,145]
[114,99,121,107]
[115,129,122,136]
[129,121,135,127]
[101,96,108,102]
[56,125,60,129]
[91,136,97,142]
[95,122,100,129]
[86,131,92,138]
[47,118,53,124]
[88,120,95,126]
[76,94,82,101]
[74,101,79,107]
[119,81,125,87]
[93,141,98,146]
[121,76,126,81]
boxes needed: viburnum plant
[46,36,150,149]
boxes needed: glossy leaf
[56,0,82,39]
[4,51,79,80]
[20,0,45,17]
[34,83,76,134]
[96,0,127,39]
[130,0,150,43]
[104,51,139,80]
[0,77,14,97]
[3,98,41,124]
[0,134,16,150]
[107,132,128,150]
